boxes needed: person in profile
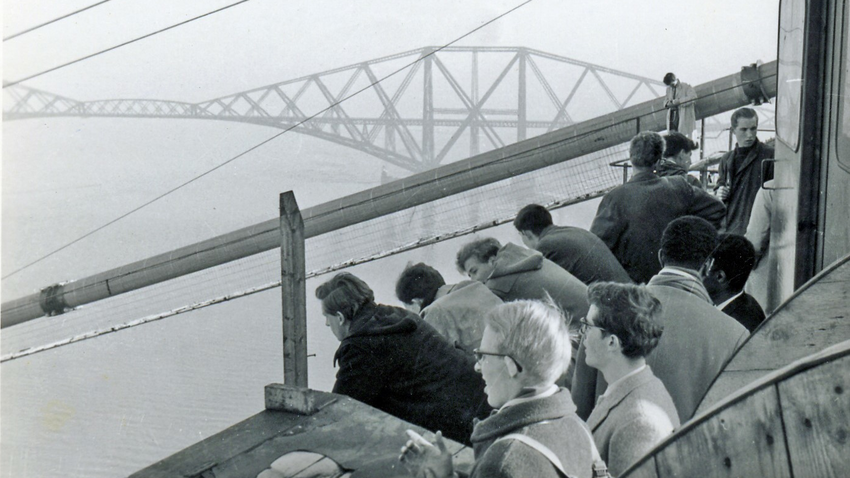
[513,203,631,285]
[574,216,749,423]
[714,107,775,235]
[395,262,503,352]
[399,300,599,478]
[590,132,725,284]
[455,237,589,326]
[316,272,489,444]
[658,132,702,188]
[583,282,679,476]
[663,72,697,138]
[703,234,767,332]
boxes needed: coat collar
[471,388,576,443]
[586,366,655,431]
[627,171,659,184]
[730,139,762,175]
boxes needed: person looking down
[316,272,490,445]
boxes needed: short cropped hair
[588,282,663,358]
[514,204,553,235]
[484,299,573,384]
[663,132,697,158]
[710,234,756,292]
[456,238,501,273]
[315,272,375,321]
[630,132,664,168]
[395,262,446,308]
[731,107,758,129]
[663,72,676,86]
[660,216,718,269]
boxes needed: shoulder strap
[495,421,612,478]
[495,433,571,477]
[577,423,611,478]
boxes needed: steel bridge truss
[4,47,665,171]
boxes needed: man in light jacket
[574,216,749,423]
[583,282,679,476]
[395,262,503,352]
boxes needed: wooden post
[280,191,308,388]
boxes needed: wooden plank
[778,354,850,478]
[655,386,791,478]
[208,395,472,478]
[696,370,773,416]
[724,257,850,372]
[280,192,308,387]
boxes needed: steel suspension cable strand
[2,0,250,88]
[3,0,113,41]
[1,0,535,280]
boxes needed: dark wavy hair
[710,234,756,292]
[315,272,375,321]
[513,204,553,235]
[629,132,664,168]
[456,237,501,273]
[660,216,718,269]
[663,72,676,86]
[663,132,697,158]
[731,107,758,129]
[588,282,663,358]
[395,262,445,308]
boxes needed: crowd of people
[311,105,775,477]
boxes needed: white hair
[484,299,573,385]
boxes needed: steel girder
[3,46,666,172]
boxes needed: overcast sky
[4,0,780,101]
[2,1,780,298]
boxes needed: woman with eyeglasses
[581,282,679,476]
[400,300,601,478]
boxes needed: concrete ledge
[264,384,321,415]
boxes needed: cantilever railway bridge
[3,46,665,171]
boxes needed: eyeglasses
[578,318,607,335]
[473,349,523,372]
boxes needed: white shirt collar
[716,290,745,311]
[600,364,646,399]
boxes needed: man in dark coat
[703,233,767,332]
[658,132,702,188]
[715,107,775,235]
[316,272,490,445]
[513,204,632,285]
[591,132,726,284]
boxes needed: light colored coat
[665,80,697,137]
[572,273,749,423]
[420,281,503,352]
[470,388,595,478]
[587,366,679,476]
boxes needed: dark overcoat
[535,225,632,285]
[333,302,489,444]
[716,139,774,235]
[590,172,726,284]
